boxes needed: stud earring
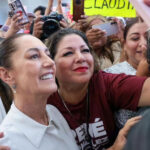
[12,84,16,94]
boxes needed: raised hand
[5,13,24,38]
[32,16,44,39]
[86,28,107,50]
[109,116,142,150]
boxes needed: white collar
[5,103,56,147]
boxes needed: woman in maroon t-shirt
[45,28,150,150]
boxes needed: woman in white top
[0,34,79,150]
[104,17,149,128]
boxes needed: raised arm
[56,0,63,14]
[45,0,54,16]
[138,77,150,106]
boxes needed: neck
[127,59,138,69]
[14,93,49,125]
[58,83,89,105]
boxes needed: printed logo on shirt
[72,118,109,150]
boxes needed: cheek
[16,63,39,81]
[55,61,69,77]
[125,41,137,55]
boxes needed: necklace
[58,88,93,150]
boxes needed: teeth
[40,74,53,80]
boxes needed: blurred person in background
[31,0,69,41]
[45,28,150,150]
[104,17,149,129]
[33,5,46,17]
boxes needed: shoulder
[46,104,65,120]
[46,104,71,130]
[104,61,135,74]
[92,70,127,83]
[46,104,61,114]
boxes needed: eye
[63,51,73,57]
[131,37,139,41]
[30,54,39,59]
[81,49,90,53]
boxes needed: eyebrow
[63,45,89,50]
[26,47,49,53]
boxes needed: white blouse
[0,103,79,150]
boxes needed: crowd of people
[0,0,150,150]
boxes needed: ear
[0,67,15,87]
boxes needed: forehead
[90,18,105,26]
[58,34,87,48]
[15,35,46,50]
[127,22,148,35]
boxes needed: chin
[42,84,58,95]
[75,76,91,83]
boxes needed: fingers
[60,19,69,28]
[136,59,150,76]
[11,13,24,29]
[0,146,10,150]
[86,29,106,41]
[33,16,44,38]
[111,116,142,150]
[119,116,142,137]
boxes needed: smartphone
[8,0,29,25]
[92,22,119,36]
[73,0,84,22]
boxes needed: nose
[139,37,147,50]
[42,54,55,68]
[75,51,85,63]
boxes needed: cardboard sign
[71,0,136,17]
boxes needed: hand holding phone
[8,0,29,25]
[92,22,119,36]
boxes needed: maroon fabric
[47,71,147,150]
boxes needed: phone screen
[92,22,119,36]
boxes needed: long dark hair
[0,33,27,112]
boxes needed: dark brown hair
[0,33,27,112]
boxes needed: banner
[71,0,136,17]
